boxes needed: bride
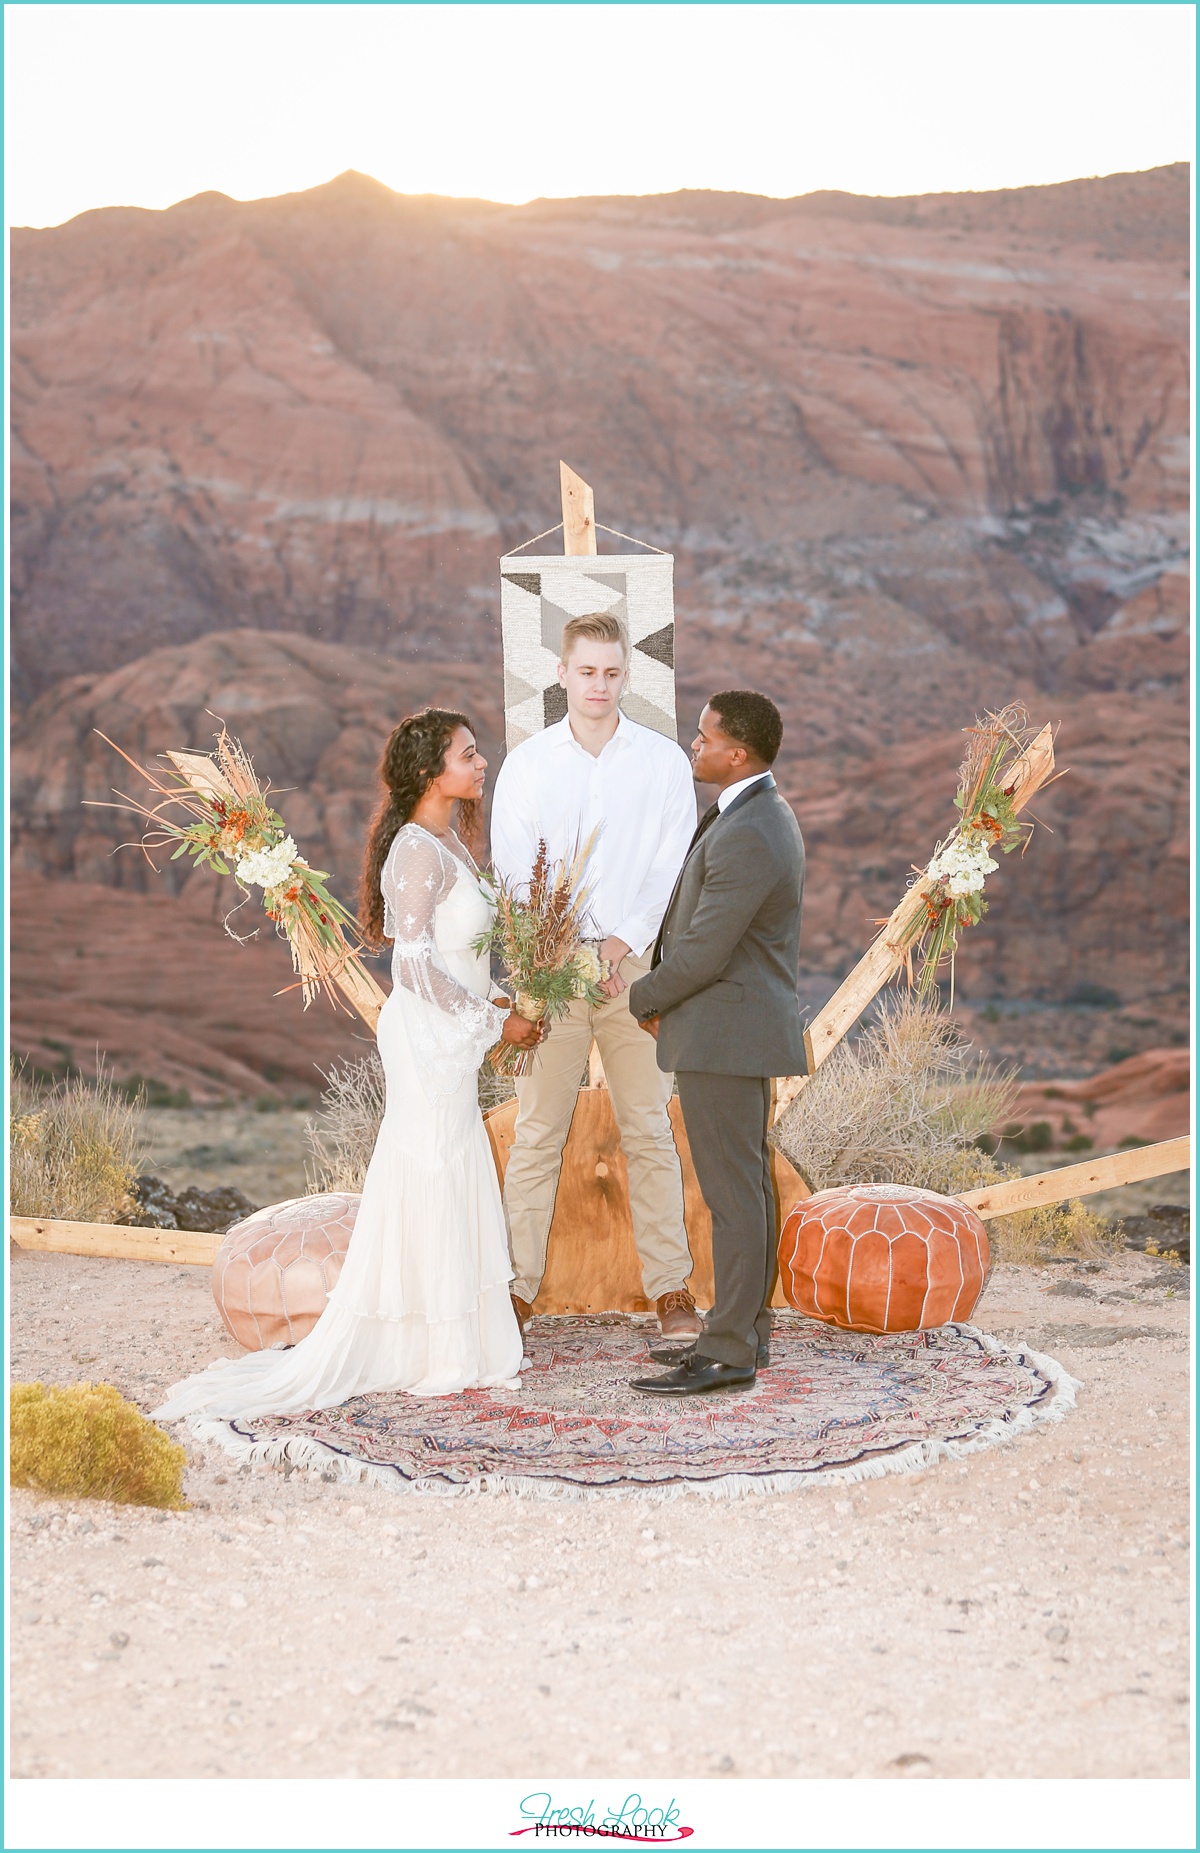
[154,709,543,1421]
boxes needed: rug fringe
[184,1322,1081,1503]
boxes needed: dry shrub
[772,993,1018,1197]
[305,1053,386,1193]
[10,1382,187,1509]
[772,993,1122,1264]
[478,1061,517,1115]
[9,1060,145,1223]
[989,1198,1123,1266]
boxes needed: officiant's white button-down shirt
[490,711,698,958]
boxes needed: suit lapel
[652,805,713,967]
[650,777,776,967]
[716,772,775,822]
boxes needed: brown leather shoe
[511,1295,533,1334]
[656,1289,703,1344]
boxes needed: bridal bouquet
[897,704,1043,999]
[476,833,608,1077]
[92,725,373,1011]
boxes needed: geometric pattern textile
[778,1184,990,1335]
[499,552,676,749]
[192,1313,1078,1502]
[213,1193,360,1352]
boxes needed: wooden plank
[957,1137,1190,1221]
[323,954,387,1032]
[10,1216,224,1267]
[560,460,597,556]
[774,722,1058,1118]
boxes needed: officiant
[490,611,703,1346]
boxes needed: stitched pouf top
[779,1183,989,1333]
[213,1193,360,1352]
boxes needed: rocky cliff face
[10,166,1190,1094]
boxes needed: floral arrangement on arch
[92,724,371,1011]
[899,703,1048,998]
[476,833,608,1076]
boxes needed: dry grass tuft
[772,993,1122,1264]
[478,1061,518,1115]
[305,1053,386,1193]
[9,1060,145,1223]
[989,1198,1123,1266]
[10,1382,187,1508]
[772,993,1019,1198]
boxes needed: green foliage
[10,1060,146,1223]
[119,1073,192,1109]
[1001,1119,1053,1154]
[10,1382,187,1509]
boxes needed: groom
[627,690,806,1395]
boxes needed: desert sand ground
[9,1242,1190,1782]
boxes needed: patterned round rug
[191,1314,1078,1501]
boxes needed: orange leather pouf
[778,1183,990,1333]
[213,1192,359,1351]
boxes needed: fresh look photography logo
[511,1792,693,1841]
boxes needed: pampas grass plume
[10,1382,187,1509]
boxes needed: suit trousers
[504,952,693,1305]
[675,1071,777,1370]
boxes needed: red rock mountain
[10,167,1190,1096]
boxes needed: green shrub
[10,1382,187,1508]
[10,1060,146,1223]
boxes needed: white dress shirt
[716,770,773,813]
[490,712,698,957]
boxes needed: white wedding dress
[154,825,523,1422]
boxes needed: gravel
[9,1246,1191,1780]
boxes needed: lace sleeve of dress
[382,826,506,1102]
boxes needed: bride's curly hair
[359,708,480,948]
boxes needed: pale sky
[4,2,1195,228]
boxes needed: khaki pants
[504,952,693,1304]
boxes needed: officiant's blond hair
[560,612,629,663]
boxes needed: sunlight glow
[5,2,1195,228]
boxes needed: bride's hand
[501,1010,545,1048]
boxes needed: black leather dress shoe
[630,1353,757,1396]
[649,1341,771,1368]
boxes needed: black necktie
[688,802,720,854]
[650,803,720,970]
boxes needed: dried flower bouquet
[897,703,1051,998]
[476,834,608,1077]
[92,725,374,1012]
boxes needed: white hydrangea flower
[926,836,997,897]
[236,836,299,891]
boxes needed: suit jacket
[627,775,807,1078]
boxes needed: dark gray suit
[627,775,806,1369]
